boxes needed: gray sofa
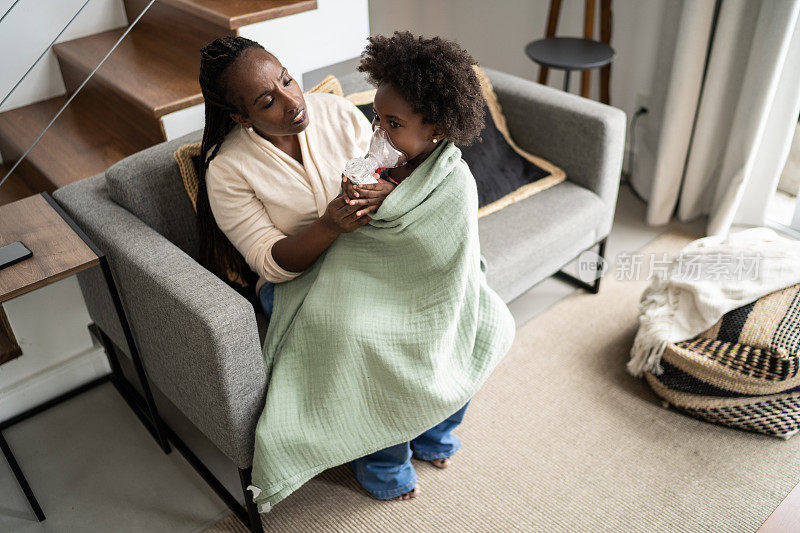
[52,67,625,530]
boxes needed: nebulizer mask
[343,123,408,185]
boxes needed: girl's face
[372,83,444,168]
[225,48,309,139]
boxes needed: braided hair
[197,36,265,300]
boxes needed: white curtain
[633,0,800,236]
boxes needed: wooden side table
[0,192,170,522]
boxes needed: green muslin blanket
[247,140,516,512]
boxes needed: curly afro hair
[357,31,485,146]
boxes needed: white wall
[240,0,370,92]
[0,277,110,421]
[368,0,667,176]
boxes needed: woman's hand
[341,174,396,217]
[320,192,372,234]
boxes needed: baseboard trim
[0,345,110,422]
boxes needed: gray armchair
[52,67,625,532]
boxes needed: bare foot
[430,457,451,469]
[389,486,420,500]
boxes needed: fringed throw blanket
[248,141,516,512]
[628,227,800,378]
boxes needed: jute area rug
[206,228,800,532]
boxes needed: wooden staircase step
[123,0,234,45]
[1,0,319,195]
[0,162,35,207]
[161,0,317,30]
[53,26,206,120]
[0,94,152,192]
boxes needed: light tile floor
[0,184,708,532]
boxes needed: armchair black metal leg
[239,468,264,533]
[96,256,171,454]
[85,324,259,530]
[1,431,45,521]
[554,238,608,294]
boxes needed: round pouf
[644,283,800,439]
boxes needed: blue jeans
[350,399,471,500]
[259,281,275,320]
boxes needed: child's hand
[341,173,384,201]
[343,176,396,217]
[340,173,372,202]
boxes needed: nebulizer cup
[343,126,408,185]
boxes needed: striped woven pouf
[645,283,800,439]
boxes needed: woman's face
[225,48,309,139]
[372,83,443,166]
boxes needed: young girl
[247,31,515,512]
[347,31,489,501]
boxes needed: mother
[194,36,487,505]
[195,36,394,315]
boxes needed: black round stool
[524,37,615,93]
